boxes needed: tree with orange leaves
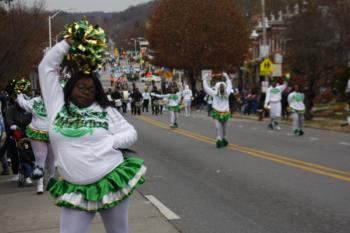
[146,0,249,89]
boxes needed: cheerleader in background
[202,72,232,148]
[16,87,55,194]
[151,84,182,128]
[264,79,288,130]
[182,85,193,117]
[288,84,305,136]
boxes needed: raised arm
[278,81,288,92]
[151,93,169,99]
[287,92,293,105]
[38,40,70,119]
[107,107,137,149]
[223,72,232,94]
[202,73,216,96]
[16,94,33,113]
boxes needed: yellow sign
[260,58,273,76]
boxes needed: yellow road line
[137,115,350,182]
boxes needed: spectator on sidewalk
[345,77,350,128]
[131,88,143,115]
[0,94,9,175]
[5,85,32,181]
[142,87,151,113]
[111,88,122,112]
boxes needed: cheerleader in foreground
[202,72,232,148]
[39,19,146,233]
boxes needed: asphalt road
[126,110,350,233]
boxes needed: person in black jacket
[5,94,32,181]
[130,88,143,115]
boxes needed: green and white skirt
[167,105,181,112]
[25,125,49,141]
[211,110,232,122]
[47,156,146,212]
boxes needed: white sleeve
[38,40,70,119]
[152,93,169,99]
[346,78,350,93]
[278,82,288,92]
[107,107,137,149]
[224,73,232,94]
[287,93,293,106]
[16,94,33,113]
[202,74,216,96]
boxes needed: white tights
[184,100,191,116]
[292,112,304,131]
[215,120,227,140]
[170,111,177,125]
[60,198,129,233]
[31,140,55,177]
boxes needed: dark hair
[63,71,114,112]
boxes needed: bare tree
[146,0,249,90]
[0,1,47,89]
[285,2,338,119]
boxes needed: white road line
[308,137,320,141]
[145,195,181,220]
[251,127,257,130]
[237,125,244,128]
[286,133,294,136]
[339,142,350,146]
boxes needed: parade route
[129,111,350,233]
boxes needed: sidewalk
[0,176,180,233]
[232,113,350,133]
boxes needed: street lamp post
[48,10,64,48]
[48,9,73,48]
[130,38,137,56]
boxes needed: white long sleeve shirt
[202,74,232,112]
[39,40,137,185]
[142,92,151,100]
[265,83,287,106]
[153,92,182,106]
[182,88,192,101]
[288,91,305,112]
[17,94,48,131]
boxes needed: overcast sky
[25,0,153,12]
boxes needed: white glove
[10,125,18,130]
[223,72,229,79]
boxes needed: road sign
[260,58,273,76]
[272,64,282,77]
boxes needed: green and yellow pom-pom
[14,79,31,94]
[64,17,106,74]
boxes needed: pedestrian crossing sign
[260,58,273,76]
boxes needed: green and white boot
[299,128,304,136]
[216,139,225,148]
[222,138,228,147]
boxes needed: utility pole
[262,0,267,48]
